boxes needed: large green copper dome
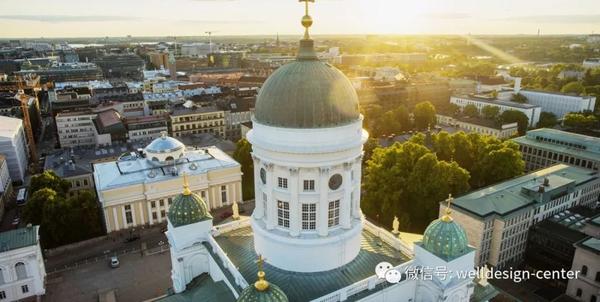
[167,188,212,227]
[254,40,360,129]
[422,215,469,261]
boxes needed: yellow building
[93,133,242,232]
[170,105,225,138]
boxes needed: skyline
[0,0,599,38]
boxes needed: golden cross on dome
[182,172,191,196]
[299,0,315,39]
[254,255,269,291]
[256,254,265,271]
[441,194,454,222]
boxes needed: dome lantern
[167,173,212,227]
[237,255,289,302]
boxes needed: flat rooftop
[93,146,239,192]
[512,128,600,161]
[214,225,410,302]
[451,164,598,218]
[0,226,39,252]
[452,95,541,109]
[0,115,22,139]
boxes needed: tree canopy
[511,93,528,104]
[482,105,500,120]
[413,101,436,130]
[463,104,479,118]
[232,138,254,201]
[537,112,558,128]
[561,81,585,95]
[499,110,529,135]
[24,172,103,248]
[563,113,599,130]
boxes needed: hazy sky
[1,0,599,38]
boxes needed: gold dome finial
[441,194,454,222]
[299,0,315,40]
[182,172,192,196]
[254,255,270,291]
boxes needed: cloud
[502,14,600,24]
[0,14,259,24]
[0,15,141,23]
[421,12,471,20]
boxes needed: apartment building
[512,128,600,172]
[450,95,542,127]
[169,104,225,138]
[436,114,519,139]
[445,164,600,269]
[55,110,97,148]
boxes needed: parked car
[110,256,120,268]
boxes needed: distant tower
[276,33,280,48]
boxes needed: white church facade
[155,2,499,302]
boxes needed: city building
[523,206,595,290]
[499,82,597,120]
[446,164,600,269]
[169,104,225,138]
[92,133,243,232]
[49,86,93,115]
[180,43,219,58]
[217,97,255,141]
[125,115,169,143]
[94,109,127,146]
[148,51,170,69]
[55,110,97,148]
[0,226,46,301]
[93,54,145,80]
[565,216,600,302]
[207,52,244,68]
[0,116,29,183]
[0,155,11,219]
[451,95,542,127]
[156,5,496,301]
[436,114,518,139]
[512,128,600,172]
[15,62,102,84]
[44,150,95,198]
[583,58,600,69]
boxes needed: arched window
[582,265,588,276]
[0,268,4,284]
[15,262,27,280]
[165,156,174,162]
[576,288,582,297]
[596,272,600,282]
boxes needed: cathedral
[158,2,497,301]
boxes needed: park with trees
[24,171,104,248]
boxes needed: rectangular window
[301,203,317,230]
[160,200,164,207]
[278,177,288,189]
[303,180,315,191]
[221,185,227,203]
[21,285,28,294]
[83,179,89,186]
[168,198,173,206]
[0,291,5,299]
[152,212,158,220]
[262,192,268,217]
[161,210,166,218]
[151,201,156,208]
[328,200,340,227]
[124,205,133,224]
[277,200,290,228]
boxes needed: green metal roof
[0,226,39,252]
[579,237,600,254]
[421,218,470,261]
[214,226,409,302]
[167,192,212,227]
[254,59,360,129]
[237,282,289,302]
[451,164,598,218]
[512,128,600,162]
[157,273,236,302]
[471,283,500,302]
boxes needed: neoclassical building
[155,2,497,302]
[93,132,242,232]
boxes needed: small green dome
[254,40,360,129]
[237,282,288,302]
[167,191,212,227]
[422,216,469,261]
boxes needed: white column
[353,156,363,218]
[237,181,243,203]
[138,202,145,225]
[131,203,137,227]
[104,208,111,232]
[253,156,264,219]
[341,162,352,229]
[266,163,276,230]
[318,167,330,237]
[112,207,120,231]
[289,168,300,237]
[147,201,153,225]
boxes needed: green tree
[232,138,254,201]
[29,171,70,196]
[448,103,461,117]
[363,137,380,165]
[463,104,479,118]
[499,110,529,135]
[511,93,528,104]
[362,142,470,232]
[563,113,599,130]
[482,105,500,120]
[413,101,436,130]
[561,81,585,95]
[23,188,60,225]
[537,112,558,128]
